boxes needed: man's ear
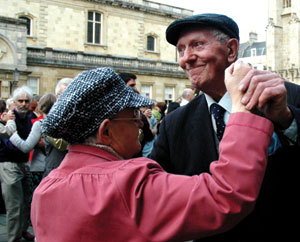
[227,38,239,63]
[97,119,112,145]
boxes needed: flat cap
[166,13,239,46]
[42,67,154,144]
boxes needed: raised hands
[238,69,293,129]
[225,61,252,113]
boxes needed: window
[141,84,152,99]
[147,36,155,51]
[164,86,174,104]
[27,77,39,95]
[251,48,257,57]
[87,11,102,44]
[19,16,31,36]
[283,0,291,8]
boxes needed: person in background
[42,78,72,177]
[0,100,16,138]
[141,106,158,157]
[150,13,300,241]
[118,72,138,92]
[28,95,40,120]
[31,65,273,242]
[0,86,35,242]
[154,101,167,120]
[10,94,56,190]
[167,102,180,114]
[180,88,195,106]
[118,72,154,157]
[6,98,15,111]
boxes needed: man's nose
[180,47,196,66]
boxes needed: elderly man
[31,65,274,241]
[180,88,195,106]
[0,86,35,242]
[150,13,300,241]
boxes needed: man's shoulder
[165,94,206,122]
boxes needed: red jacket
[31,113,273,242]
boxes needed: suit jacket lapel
[190,95,219,173]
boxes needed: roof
[238,41,266,58]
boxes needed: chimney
[249,32,258,44]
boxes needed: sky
[152,0,269,43]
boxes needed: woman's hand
[225,61,252,113]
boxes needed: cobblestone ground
[0,213,34,242]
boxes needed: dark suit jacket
[150,81,300,241]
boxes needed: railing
[27,47,186,77]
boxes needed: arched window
[147,36,155,51]
[87,11,102,44]
[19,16,31,36]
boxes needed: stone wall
[0,0,193,100]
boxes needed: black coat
[150,81,300,241]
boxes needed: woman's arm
[9,121,42,153]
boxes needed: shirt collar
[205,92,232,114]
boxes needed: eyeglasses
[110,109,143,127]
[17,99,30,103]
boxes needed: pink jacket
[31,113,273,242]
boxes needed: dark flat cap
[166,13,239,46]
[42,67,154,144]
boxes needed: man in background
[0,86,35,242]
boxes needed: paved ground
[0,213,34,242]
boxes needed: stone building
[239,32,267,70]
[267,0,300,84]
[0,0,193,101]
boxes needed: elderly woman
[31,63,273,242]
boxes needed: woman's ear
[97,119,112,145]
[227,38,239,63]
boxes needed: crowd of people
[0,78,72,242]
[0,12,299,242]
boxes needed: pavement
[0,213,34,242]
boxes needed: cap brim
[126,86,154,108]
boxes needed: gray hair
[6,98,14,109]
[182,88,193,99]
[13,86,33,102]
[210,28,231,44]
[55,78,73,95]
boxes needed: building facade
[0,0,193,101]
[239,32,267,70]
[267,0,300,84]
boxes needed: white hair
[13,86,33,102]
[55,78,73,95]
[182,88,193,99]
[6,98,14,109]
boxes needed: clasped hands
[225,61,293,129]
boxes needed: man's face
[109,108,143,159]
[15,93,31,114]
[177,29,231,98]
[126,79,137,92]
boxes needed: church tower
[266,0,300,84]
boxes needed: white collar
[204,92,232,114]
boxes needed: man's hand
[238,70,293,129]
[225,61,252,113]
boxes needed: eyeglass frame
[109,109,143,127]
